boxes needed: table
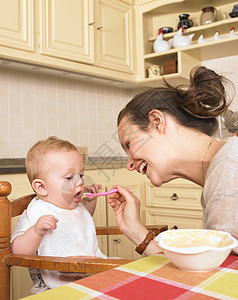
[22,254,238,300]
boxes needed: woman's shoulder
[206,138,238,173]
[225,137,238,159]
[209,137,238,170]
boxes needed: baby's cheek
[61,180,74,195]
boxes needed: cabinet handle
[171,193,178,201]
[171,225,178,230]
[113,238,121,244]
[97,26,103,30]
[89,22,95,26]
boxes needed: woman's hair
[117,66,233,135]
[25,136,78,184]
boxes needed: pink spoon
[83,188,118,198]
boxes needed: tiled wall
[0,67,134,158]
[1,56,238,158]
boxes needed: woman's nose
[127,159,135,171]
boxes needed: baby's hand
[34,215,58,238]
[84,183,102,200]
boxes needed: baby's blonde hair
[25,136,78,184]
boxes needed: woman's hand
[108,185,162,256]
[108,185,143,240]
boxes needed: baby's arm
[82,183,102,216]
[11,215,58,255]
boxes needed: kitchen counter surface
[0,157,128,174]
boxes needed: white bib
[27,197,106,288]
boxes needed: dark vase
[177,14,193,30]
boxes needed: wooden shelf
[147,17,238,42]
[138,73,189,88]
[140,0,238,85]
[145,35,238,61]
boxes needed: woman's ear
[32,179,47,196]
[148,110,165,132]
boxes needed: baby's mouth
[139,161,148,175]
[74,192,82,203]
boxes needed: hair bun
[177,66,233,118]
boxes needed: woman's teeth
[139,161,147,174]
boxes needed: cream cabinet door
[94,0,134,73]
[0,0,34,51]
[40,0,94,64]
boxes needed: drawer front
[145,179,203,210]
[146,208,203,230]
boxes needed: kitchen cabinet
[40,0,134,73]
[0,0,34,52]
[0,0,237,87]
[135,0,238,87]
[121,0,134,4]
[94,0,134,73]
[137,0,154,5]
[0,0,136,86]
[40,0,94,64]
[145,179,203,230]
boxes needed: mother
[108,66,238,255]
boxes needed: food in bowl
[155,229,238,272]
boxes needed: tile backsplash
[0,67,134,158]
[1,55,238,159]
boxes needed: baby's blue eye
[80,174,84,178]
[66,176,73,180]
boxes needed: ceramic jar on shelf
[200,7,217,25]
[177,14,193,30]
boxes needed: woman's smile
[138,161,148,175]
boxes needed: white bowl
[155,229,238,272]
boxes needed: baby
[11,136,106,293]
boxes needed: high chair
[0,181,168,300]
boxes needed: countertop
[0,157,128,174]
